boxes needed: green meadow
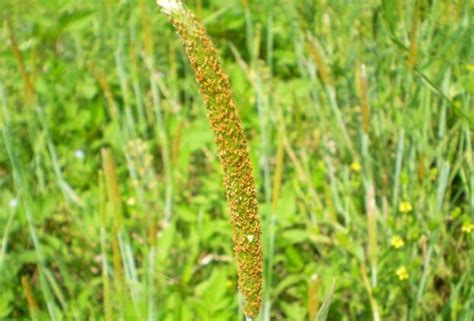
[0,0,472,320]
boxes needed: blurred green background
[0,0,472,320]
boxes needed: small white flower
[9,198,18,208]
[74,149,85,159]
[157,0,182,15]
[200,254,212,266]
[246,235,254,243]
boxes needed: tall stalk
[157,1,263,318]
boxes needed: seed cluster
[158,2,263,318]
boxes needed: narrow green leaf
[315,280,336,321]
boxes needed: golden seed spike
[157,1,263,318]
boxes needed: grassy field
[0,0,473,320]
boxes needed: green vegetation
[0,0,472,320]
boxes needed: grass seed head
[157,1,263,317]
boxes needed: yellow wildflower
[399,201,413,213]
[396,266,409,281]
[350,161,362,173]
[429,168,438,181]
[390,236,404,249]
[461,223,474,233]
[126,197,136,206]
